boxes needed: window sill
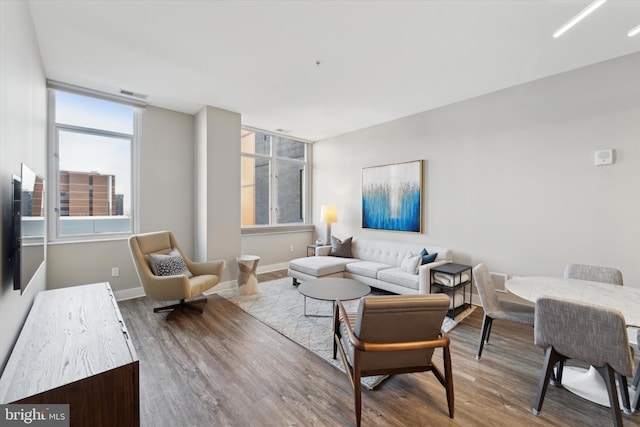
[241,224,314,236]
[48,234,131,245]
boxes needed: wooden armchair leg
[354,368,362,427]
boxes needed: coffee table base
[298,278,371,318]
[303,295,333,317]
[561,366,635,413]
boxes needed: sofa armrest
[315,245,333,256]
[417,260,450,294]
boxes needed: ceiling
[27,0,640,142]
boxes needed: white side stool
[237,255,260,295]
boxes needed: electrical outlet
[289,245,294,252]
[111,267,119,277]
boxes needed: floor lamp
[321,205,337,244]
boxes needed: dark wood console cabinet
[0,282,139,427]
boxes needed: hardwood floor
[118,272,640,427]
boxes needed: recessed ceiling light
[629,24,640,37]
[276,128,291,133]
[553,0,607,38]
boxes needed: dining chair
[533,296,633,427]
[563,263,623,286]
[472,263,534,359]
[632,329,640,411]
[333,294,453,426]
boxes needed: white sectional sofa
[288,238,452,295]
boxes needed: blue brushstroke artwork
[362,161,422,232]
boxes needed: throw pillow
[330,236,353,258]
[148,248,193,277]
[400,253,422,274]
[419,248,438,264]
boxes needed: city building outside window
[241,129,309,227]
[49,89,137,239]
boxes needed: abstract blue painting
[362,160,422,232]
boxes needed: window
[50,89,137,239]
[241,129,309,227]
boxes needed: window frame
[240,127,312,230]
[47,86,141,242]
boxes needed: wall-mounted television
[11,163,45,295]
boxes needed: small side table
[237,255,260,295]
[430,263,472,318]
[307,244,323,256]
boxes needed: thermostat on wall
[594,149,614,166]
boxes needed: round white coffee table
[298,277,370,317]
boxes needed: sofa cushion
[377,267,420,290]
[345,261,394,279]
[289,256,355,277]
[330,236,353,258]
[419,248,438,264]
[148,248,193,278]
[351,239,451,268]
[400,253,422,274]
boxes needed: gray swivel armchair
[533,296,633,427]
[333,294,453,426]
[472,263,534,359]
[563,263,623,286]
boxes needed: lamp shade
[321,205,337,223]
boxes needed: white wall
[0,0,47,373]
[241,231,313,271]
[47,106,196,295]
[195,106,241,282]
[314,53,640,286]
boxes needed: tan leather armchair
[129,231,224,320]
[333,294,453,426]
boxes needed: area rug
[218,278,475,389]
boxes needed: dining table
[505,276,640,411]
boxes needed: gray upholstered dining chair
[472,263,534,359]
[632,329,640,411]
[563,263,623,286]
[533,296,633,427]
[333,294,453,427]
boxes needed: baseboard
[114,279,238,302]
[114,287,146,301]
[113,263,286,302]
[257,262,289,274]
[204,280,237,295]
